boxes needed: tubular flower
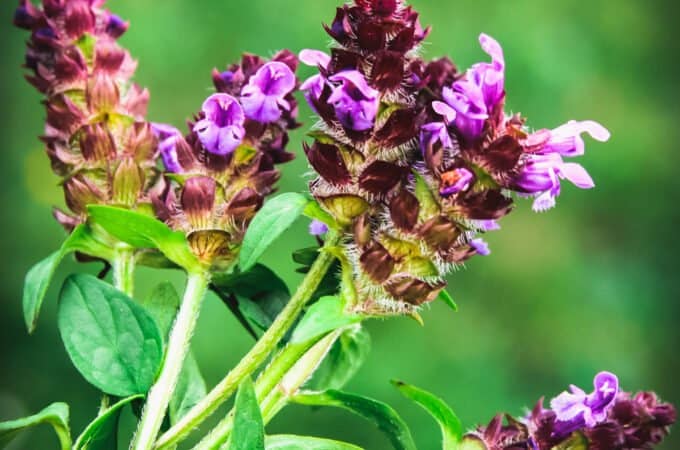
[462,372,676,450]
[14,0,158,230]
[302,0,609,315]
[152,52,300,269]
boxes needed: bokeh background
[1,0,679,448]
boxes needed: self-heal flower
[309,219,329,236]
[194,93,245,156]
[419,122,453,155]
[538,120,611,157]
[299,49,331,108]
[439,167,474,196]
[152,123,183,173]
[241,61,296,123]
[550,371,619,438]
[327,70,379,131]
[470,238,490,255]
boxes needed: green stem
[155,231,342,450]
[131,271,210,450]
[112,245,135,297]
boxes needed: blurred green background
[1,0,679,448]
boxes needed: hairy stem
[131,271,209,450]
[155,231,341,450]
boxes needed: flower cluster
[152,52,299,268]
[301,0,610,314]
[464,372,676,449]
[14,0,158,230]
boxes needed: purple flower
[432,34,505,140]
[240,61,296,123]
[550,371,619,438]
[193,93,245,156]
[538,120,611,157]
[470,238,491,256]
[309,219,329,236]
[420,122,453,155]
[327,70,379,131]
[299,49,331,106]
[440,167,474,196]
[152,123,184,173]
[478,220,501,231]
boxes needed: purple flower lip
[152,123,183,173]
[538,120,610,157]
[299,49,331,109]
[327,70,379,131]
[439,167,474,196]
[240,61,296,123]
[470,238,491,256]
[193,93,246,156]
[309,219,329,236]
[106,14,128,38]
[420,122,453,155]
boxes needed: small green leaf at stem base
[239,193,310,272]
[265,435,364,449]
[291,296,363,344]
[307,325,371,391]
[74,395,142,450]
[391,380,463,449]
[291,390,416,450]
[57,274,163,396]
[229,378,264,450]
[0,402,71,450]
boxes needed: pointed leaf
[391,380,462,449]
[57,274,163,396]
[0,403,71,450]
[308,325,371,391]
[291,296,363,344]
[291,390,416,450]
[239,193,310,272]
[87,205,200,272]
[437,289,458,312]
[74,395,142,450]
[170,352,207,425]
[140,282,181,340]
[229,378,264,450]
[303,200,339,230]
[266,435,363,450]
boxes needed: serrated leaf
[239,193,310,272]
[23,224,114,334]
[74,395,142,450]
[308,325,371,391]
[291,390,416,450]
[291,296,363,344]
[0,402,71,450]
[57,274,163,396]
[229,378,264,450]
[392,380,462,449]
[265,435,363,450]
[87,205,200,272]
[437,289,458,312]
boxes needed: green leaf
[412,171,440,220]
[229,378,264,450]
[437,289,458,312]
[57,274,164,396]
[87,205,200,272]
[266,435,363,450]
[291,296,363,344]
[22,224,114,334]
[170,352,207,425]
[391,380,462,449]
[0,403,71,450]
[140,282,207,424]
[212,264,290,339]
[291,390,416,450]
[239,193,310,272]
[303,200,339,230]
[308,325,371,391]
[73,395,142,450]
[292,247,341,303]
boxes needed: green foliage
[303,199,339,230]
[308,325,371,391]
[292,247,341,303]
[291,390,416,450]
[73,395,142,450]
[87,205,200,272]
[265,435,364,450]
[57,274,163,396]
[391,380,463,449]
[291,296,363,344]
[0,402,71,450]
[239,193,310,272]
[22,224,114,333]
[212,264,291,339]
[229,378,264,450]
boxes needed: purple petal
[193,93,245,155]
[327,70,379,131]
[420,122,453,153]
[432,101,457,124]
[479,33,504,69]
[558,162,595,189]
[299,49,331,68]
[440,167,474,196]
[479,220,501,231]
[241,61,296,123]
[543,120,611,157]
[309,219,329,236]
[470,238,491,256]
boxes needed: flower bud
[112,158,144,208]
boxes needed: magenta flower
[299,49,331,107]
[419,122,454,154]
[309,219,329,236]
[433,34,505,141]
[550,371,619,438]
[240,61,296,123]
[193,93,245,156]
[470,238,491,256]
[152,123,184,173]
[538,120,611,157]
[440,167,474,196]
[327,70,379,131]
